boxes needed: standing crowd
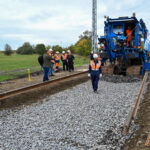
[38,49,75,82]
[38,49,103,94]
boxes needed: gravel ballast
[101,75,141,83]
[0,79,141,150]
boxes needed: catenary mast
[92,0,98,54]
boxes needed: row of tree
[3,30,92,56]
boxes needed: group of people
[39,48,102,93]
[38,49,75,82]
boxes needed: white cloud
[2,33,50,44]
[0,0,149,49]
[24,11,91,31]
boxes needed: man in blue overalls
[88,54,102,93]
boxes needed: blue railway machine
[99,14,150,75]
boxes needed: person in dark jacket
[88,54,102,93]
[67,50,75,72]
[38,55,44,68]
[43,50,52,82]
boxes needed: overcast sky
[0,0,149,50]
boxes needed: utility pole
[92,0,97,54]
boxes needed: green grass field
[0,52,89,82]
[0,53,39,71]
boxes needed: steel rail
[123,71,149,134]
[0,71,88,100]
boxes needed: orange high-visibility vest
[55,55,60,61]
[90,61,101,71]
[55,62,60,67]
[126,29,132,41]
[62,54,67,60]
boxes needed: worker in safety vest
[126,27,133,47]
[61,51,68,71]
[54,51,60,72]
[88,54,102,93]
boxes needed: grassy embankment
[0,52,89,82]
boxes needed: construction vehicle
[98,13,150,75]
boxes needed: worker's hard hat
[56,51,59,54]
[91,51,94,54]
[67,50,71,53]
[93,54,99,58]
[49,49,53,52]
[62,51,65,54]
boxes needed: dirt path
[0,65,88,94]
[124,82,150,150]
[0,73,89,110]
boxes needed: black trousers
[91,71,100,92]
[62,60,68,71]
[68,62,74,71]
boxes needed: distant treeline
[3,30,92,56]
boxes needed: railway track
[123,71,149,134]
[0,71,88,101]
[0,72,141,150]
[0,66,147,132]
